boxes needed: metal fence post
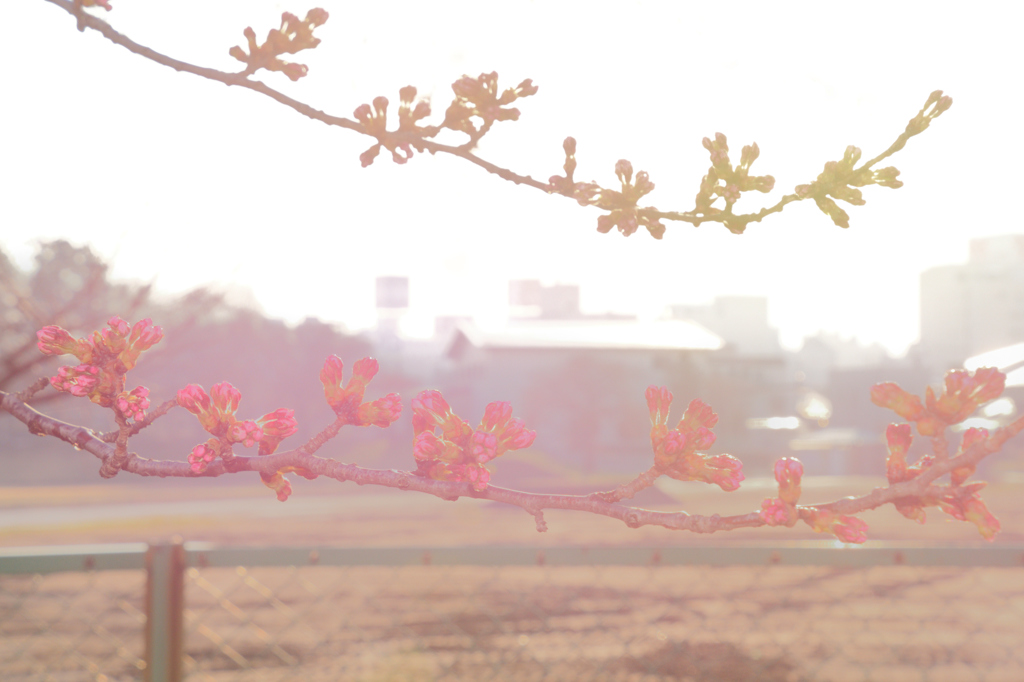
[145,540,185,682]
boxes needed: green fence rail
[2,542,1023,681]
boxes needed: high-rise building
[920,235,1024,373]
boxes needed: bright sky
[2,1,1021,354]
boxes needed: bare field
[4,563,1024,681]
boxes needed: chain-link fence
[3,544,1024,682]
[0,545,148,682]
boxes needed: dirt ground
[3,562,1023,682]
[3,477,1024,681]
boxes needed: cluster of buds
[412,391,535,491]
[758,457,869,542]
[693,134,775,234]
[260,466,319,502]
[882,422,1001,539]
[794,145,899,228]
[229,9,329,81]
[759,457,803,527]
[801,507,870,544]
[789,87,954,233]
[319,356,402,427]
[442,72,537,141]
[37,317,162,422]
[645,386,744,491]
[547,137,594,200]
[354,87,432,167]
[872,367,1005,438]
[397,86,432,133]
[582,160,666,239]
[177,382,298,474]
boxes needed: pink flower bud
[228,420,264,447]
[320,355,344,387]
[282,62,308,81]
[774,457,802,504]
[759,498,789,526]
[412,390,452,434]
[459,462,491,491]
[354,103,372,123]
[261,471,293,501]
[679,399,718,432]
[257,408,298,456]
[107,316,130,336]
[774,457,803,486]
[51,364,101,398]
[926,368,1005,425]
[128,318,163,349]
[499,418,536,451]
[645,386,672,427]
[412,101,431,120]
[115,386,150,422]
[885,423,912,483]
[614,159,633,185]
[188,440,221,474]
[704,453,744,491]
[414,432,444,461]
[870,382,925,421]
[306,8,329,26]
[831,515,869,544]
[352,357,379,383]
[690,426,716,451]
[662,430,687,457]
[471,430,498,463]
[177,384,211,414]
[804,508,868,544]
[356,393,403,427]
[481,401,513,432]
[963,496,999,541]
[210,382,242,416]
[37,326,78,356]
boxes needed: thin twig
[591,465,661,503]
[41,0,937,236]
[98,398,178,442]
[15,377,51,402]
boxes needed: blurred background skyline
[3,1,1023,357]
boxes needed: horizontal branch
[6,386,1021,538]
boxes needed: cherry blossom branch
[5,381,1021,538]
[42,0,950,238]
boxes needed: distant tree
[0,240,155,397]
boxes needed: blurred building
[791,332,892,389]
[443,319,724,474]
[508,279,581,319]
[920,234,1024,374]
[668,296,781,357]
